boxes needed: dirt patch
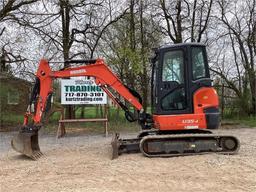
[0,128,256,192]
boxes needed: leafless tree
[0,0,39,79]
[209,0,256,115]
[152,0,213,43]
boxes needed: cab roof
[159,42,206,50]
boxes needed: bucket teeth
[31,151,43,160]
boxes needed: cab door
[154,47,191,115]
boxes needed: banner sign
[61,78,107,105]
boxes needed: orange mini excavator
[11,43,240,160]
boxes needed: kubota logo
[70,69,86,75]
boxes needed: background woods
[0,0,255,121]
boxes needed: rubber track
[139,133,240,158]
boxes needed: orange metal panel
[154,87,219,131]
[193,87,219,114]
[153,113,207,130]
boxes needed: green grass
[0,106,141,133]
[2,106,255,132]
[239,119,256,127]
[222,116,256,127]
[43,118,140,134]
[0,114,24,126]
[44,106,140,133]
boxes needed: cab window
[162,50,184,83]
[192,47,207,80]
[161,49,186,111]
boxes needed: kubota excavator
[11,43,240,160]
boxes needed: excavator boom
[11,59,145,159]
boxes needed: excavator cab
[151,43,219,130]
[152,43,210,114]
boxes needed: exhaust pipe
[11,125,43,160]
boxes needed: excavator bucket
[11,125,42,160]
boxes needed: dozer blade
[111,133,141,160]
[111,133,120,160]
[11,125,43,160]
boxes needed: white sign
[61,78,107,105]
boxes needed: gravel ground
[0,128,256,192]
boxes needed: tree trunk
[80,106,85,118]
[60,0,74,119]
[128,0,136,88]
[139,0,148,111]
[175,0,182,43]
